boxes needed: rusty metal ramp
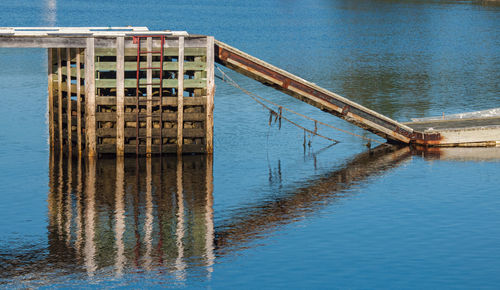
[214,40,441,145]
[214,40,499,147]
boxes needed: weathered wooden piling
[116,37,125,156]
[48,47,54,147]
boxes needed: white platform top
[0,27,189,37]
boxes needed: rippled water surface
[0,0,499,288]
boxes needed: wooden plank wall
[49,35,213,156]
[93,36,211,155]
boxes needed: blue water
[0,0,499,288]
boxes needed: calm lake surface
[1,0,499,288]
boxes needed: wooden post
[76,49,82,156]
[57,48,63,150]
[177,37,185,155]
[146,37,153,156]
[205,36,215,154]
[85,37,96,157]
[48,48,54,148]
[66,48,72,154]
[116,37,125,156]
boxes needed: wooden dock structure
[1,27,214,156]
[1,27,498,156]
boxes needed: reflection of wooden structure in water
[7,145,499,281]
[214,145,413,253]
[6,145,414,281]
[214,145,500,253]
[46,153,214,278]
[414,146,500,161]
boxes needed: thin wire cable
[215,69,339,143]
[215,65,384,145]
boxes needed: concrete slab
[405,117,500,147]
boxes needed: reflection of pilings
[84,156,97,276]
[47,149,56,235]
[65,157,72,246]
[144,157,154,270]
[75,156,83,259]
[204,154,215,278]
[215,145,412,254]
[156,159,165,267]
[115,156,125,276]
[56,151,63,237]
[5,146,416,282]
[2,154,215,282]
[175,156,186,281]
[134,158,140,268]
